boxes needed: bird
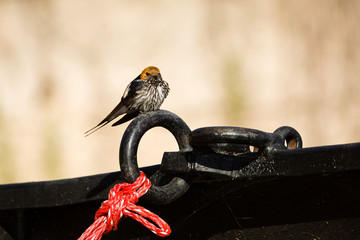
[85,66,169,136]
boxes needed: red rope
[78,172,171,240]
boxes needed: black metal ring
[191,126,302,152]
[273,126,303,150]
[191,127,274,150]
[119,110,192,205]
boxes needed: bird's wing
[84,79,144,136]
[111,112,140,126]
[120,79,143,102]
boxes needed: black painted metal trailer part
[1,111,359,240]
[1,143,359,240]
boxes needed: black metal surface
[1,110,360,239]
[1,169,360,239]
[0,171,122,210]
[161,142,360,178]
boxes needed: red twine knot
[78,171,171,240]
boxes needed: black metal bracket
[160,142,360,178]
[161,125,304,178]
[119,110,360,204]
[119,110,304,203]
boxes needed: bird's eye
[146,72,151,77]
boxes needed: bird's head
[139,66,163,83]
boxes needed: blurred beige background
[0,0,359,183]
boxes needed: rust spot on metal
[288,138,297,150]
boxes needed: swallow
[85,66,169,136]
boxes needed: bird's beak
[153,74,162,82]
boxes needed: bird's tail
[111,112,139,126]
[84,120,109,137]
